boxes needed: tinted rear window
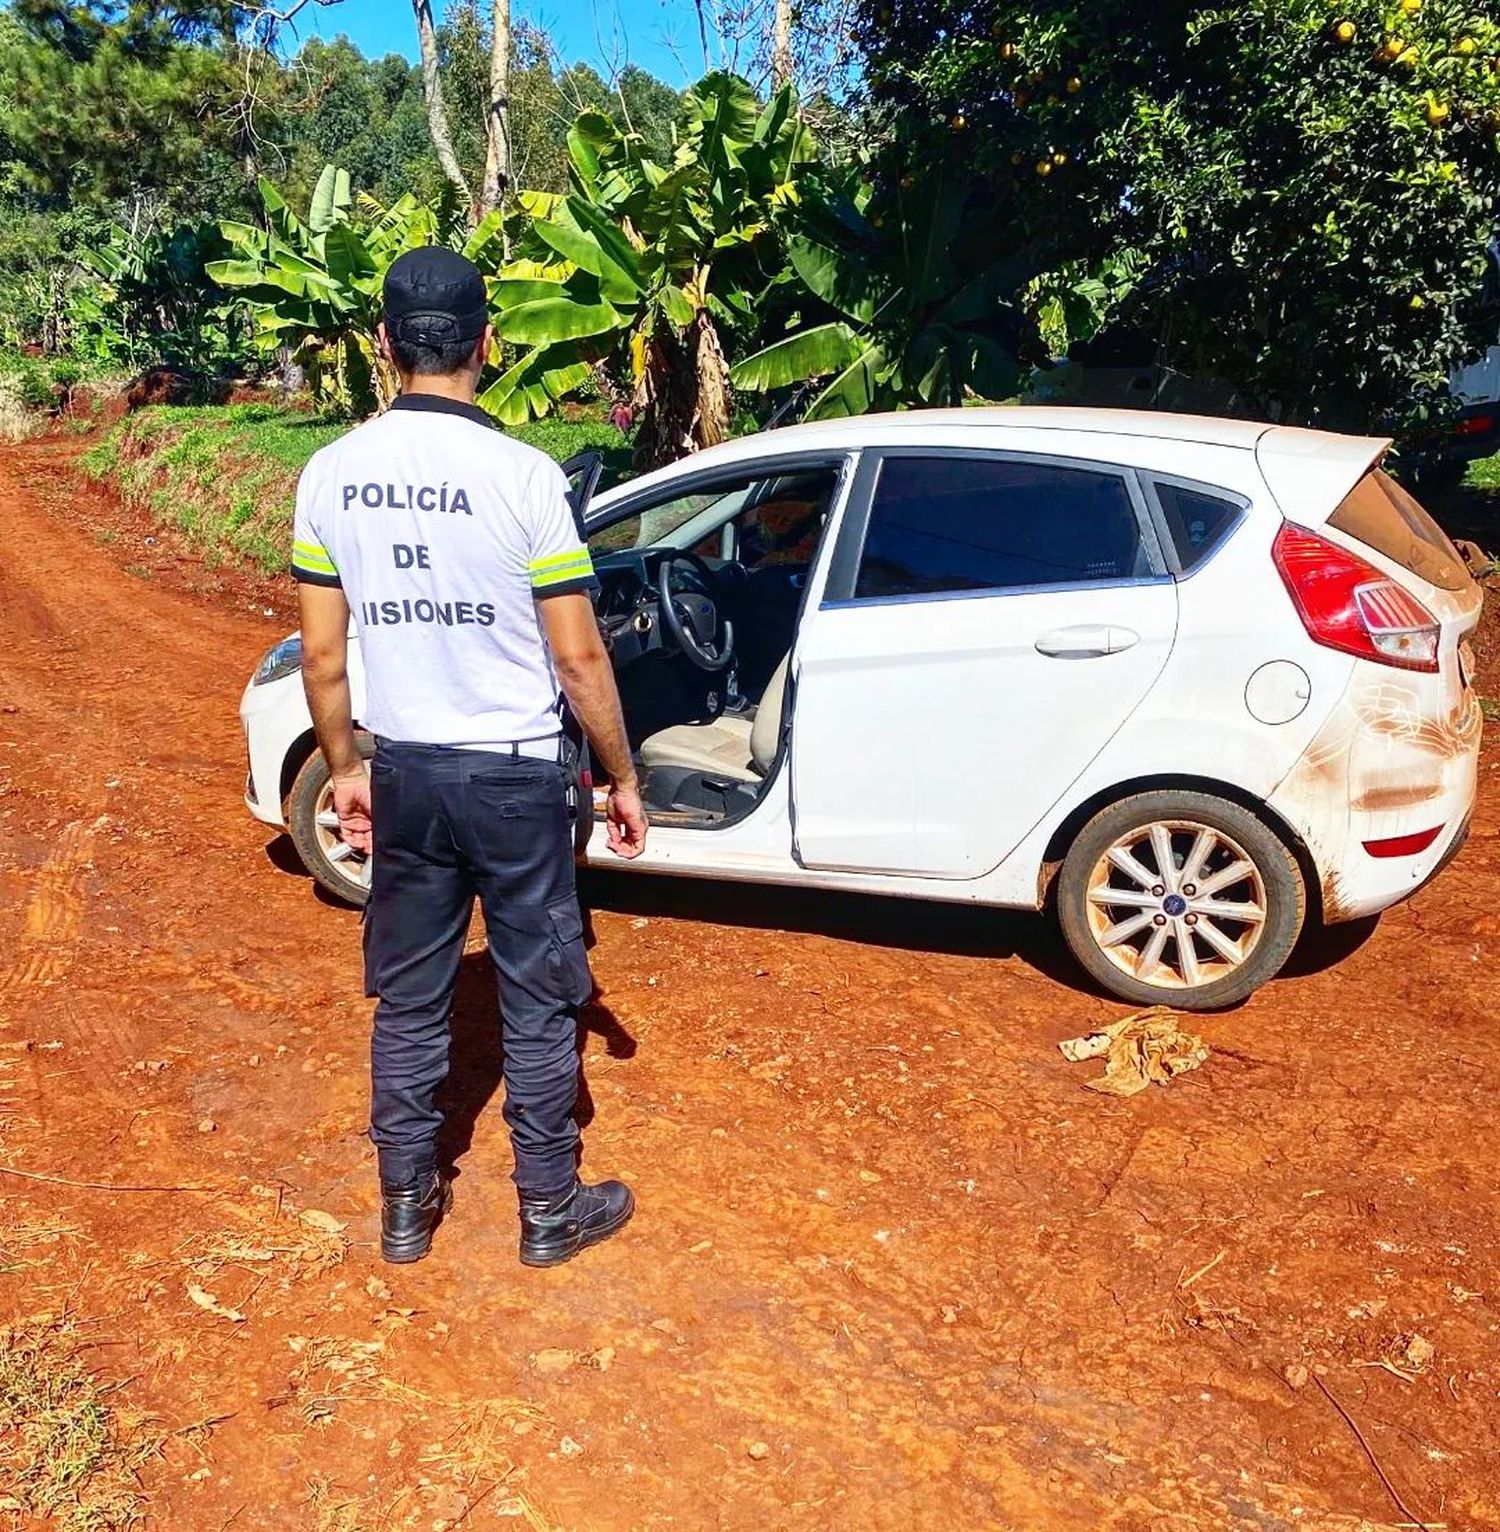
[854,456,1150,600]
[1329,470,1472,592]
[1151,480,1243,572]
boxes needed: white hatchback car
[241,408,1483,1009]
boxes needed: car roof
[590,406,1390,518]
[742,405,1279,451]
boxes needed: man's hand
[332,767,373,854]
[605,781,647,859]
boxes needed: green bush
[10,362,53,411]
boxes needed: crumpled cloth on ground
[1058,1006,1209,1096]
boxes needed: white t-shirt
[291,395,596,747]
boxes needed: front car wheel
[1057,789,1305,1010]
[287,734,375,907]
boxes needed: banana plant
[730,170,1042,419]
[485,73,818,468]
[73,220,241,372]
[208,165,511,414]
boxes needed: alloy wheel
[1083,819,1268,990]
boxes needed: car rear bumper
[1268,668,1482,923]
[1321,804,1475,922]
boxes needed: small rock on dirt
[746,1441,770,1461]
[1403,1333,1435,1371]
[533,1347,575,1374]
[1283,1362,1309,1390]
[196,1118,217,1134]
[560,1436,584,1457]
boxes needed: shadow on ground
[436,948,635,1179]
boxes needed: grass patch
[1463,451,1500,494]
[82,403,631,576]
[0,1314,160,1531]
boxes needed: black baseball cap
[382,247,488,347]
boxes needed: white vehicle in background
[241,408,1482,1010]
[1439,344,1500,476]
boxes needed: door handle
[1034,624,1140,658]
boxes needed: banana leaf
[729,322,863,391]
[309,165,352,235]
[498,297,628,346]
[805,343,886,420]
[788,236,883,325]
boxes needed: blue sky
[296,0,706,87]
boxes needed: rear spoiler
[1254,425,1390,527]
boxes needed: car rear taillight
[1454,412,1495,440]
[1363,827,1443,859]
[1272,523,1440,673]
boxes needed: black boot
[518,1178,634,1268]
[380,1166,452,1265]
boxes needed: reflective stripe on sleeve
[292,539,338,578]
[529,547,595,590]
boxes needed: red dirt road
[1,436,1498,1531]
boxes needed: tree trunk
[478,0,512,218]
[411,0,473,207]
[632,310,733,471]
[771,0,794,91]
[693,308,732,450]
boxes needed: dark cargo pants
[364,740,591,1198]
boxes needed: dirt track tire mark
[0,814,109,995]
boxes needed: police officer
[293,247,647,1267]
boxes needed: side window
[853,455,1150,600]
[589,466,841,562]
[1150,480,1243,573]
[589,484,753,556]
[736,471,837,572]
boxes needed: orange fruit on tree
[1409,294,1426,310]
[1066,76,1083,93]
[1334,20,1356,43]
[1456,37,1476,56]
[1426,98,1450,124]
[1384,36,1404,59]
[1400,0,1420,13]
[1052,150,1068,165]
[951,113,967,129]
[1035,159,1053,177]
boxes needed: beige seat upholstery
[639,653,790,782]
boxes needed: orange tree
[853,0,1500,434]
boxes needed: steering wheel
[657,552,735,673]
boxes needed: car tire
[288,732,375,908]
[1057,789,1305,1011]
